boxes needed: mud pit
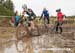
[0,26,75,53]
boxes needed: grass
[0,16,75,26]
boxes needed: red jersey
[57,12,63,22]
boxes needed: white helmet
[22,4,27,10]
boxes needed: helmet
[43,8,46,10]
[56,9,61,12]
[22,4,27,9]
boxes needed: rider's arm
[26,11,31,15]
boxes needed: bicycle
[49,21,57,34]
[38,17,51,34]
[15,19,30,52]
[15,16,40,52]
[39,18,58,34]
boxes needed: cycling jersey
[26,8,36,21]
[15,15,20,26]
[41,9,49,18]
[15,16,20,22]
[57,12,64,22]
[40,9,50,24]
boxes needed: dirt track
[0,26,75,53]
[0,17,75,53]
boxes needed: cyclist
[40,8,50,24]
[56,9,64,34]
[23,8,36,27]
[15,11,20,27]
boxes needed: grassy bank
[0,16,75,27]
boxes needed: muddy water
[0,34,75,53]
[0,27,75,53]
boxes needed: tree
[4,0,14,11]
[0,0,14,16]
[0,0,4,4]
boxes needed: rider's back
[57,11,64,22]
[26,9,36,16]
[43,10,49,17]
[41,8,49,18]
[15,15,20,22]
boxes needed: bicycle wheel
[16,25,28,52]
[42,19,50,33]
[16,24,28,40]
[30,25,40,36]
[49,24,56,34]
[15,40,26,52]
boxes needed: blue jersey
[15,16,20,22]
[41,10,49,17]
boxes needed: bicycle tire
[30,25,40,36]
[16,24,29,40]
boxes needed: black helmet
[56,9,61,12]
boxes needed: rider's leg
[59,22,63,33]
[28,16,31,27]
[46,17,50,28]
[44,17,47,27]
[56,22,59,33]
[28,16,35,32]
[44,17,50,25]
[46,17,50,24]
[44,17,45,23]
[15,21,19,27]
[59,27,62,33]
[28,22,31,27]
[28,21,34,28]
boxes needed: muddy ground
[0,17,75,53]
[0,25,75,53]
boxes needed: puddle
[4,44,18,53]
[0,36,75,53]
